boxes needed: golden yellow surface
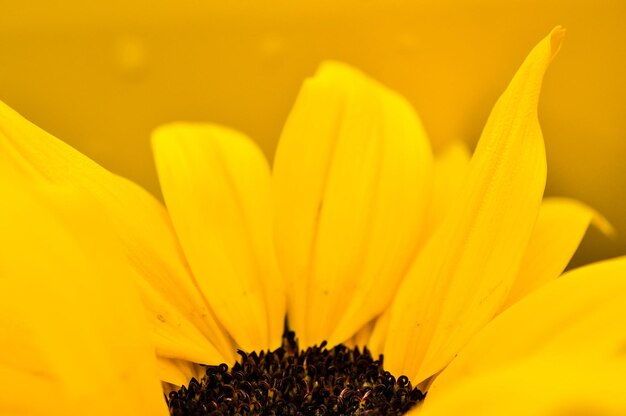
[1,0,624,264]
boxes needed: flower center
[166,331,424,415]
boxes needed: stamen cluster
[167,332,424,415]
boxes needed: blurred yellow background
[1,0,624,266]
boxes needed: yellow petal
[429,257,626,396]
[419,355,626,416]
[0,175,167,415]
[0,100,234,364]
[382,27,565,383]
[140,279,227,365]
[272,61,433,347]
[157,357,204,387]
[344,319,376,350]
[367,309,391,357]
[152,123,285,352]
[424,141,471,237]
[503,197,613,308]
[0,366,61,415]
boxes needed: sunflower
[2,26,625,415]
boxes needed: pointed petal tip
[547,197,615,238]
[593,211,616,239]
[549,26,566,60]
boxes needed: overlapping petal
[381,27,565,383]
[0,173,166,415]
[0,101,233,366]
[157,357,205,388]
[418,355,626,416]
[421,257,626,414]
[272,62,433,347]
[504,197,613,307]
[428,257,626,394]
[153,123,285,352]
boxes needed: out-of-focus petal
[153,123,285,352]
[417,355,626,416]
[0,100,234,364]
[428,257,626,395]
[382,27,565,383]
[272,61,433,347]
[0,175,167,415]
[503,197,613,308]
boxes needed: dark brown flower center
[166,331,424,415]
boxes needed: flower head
[1,26,625,415]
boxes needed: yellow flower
[1,26,625,415]
[3,2,626,266]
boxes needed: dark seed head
[166,331,425,415]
